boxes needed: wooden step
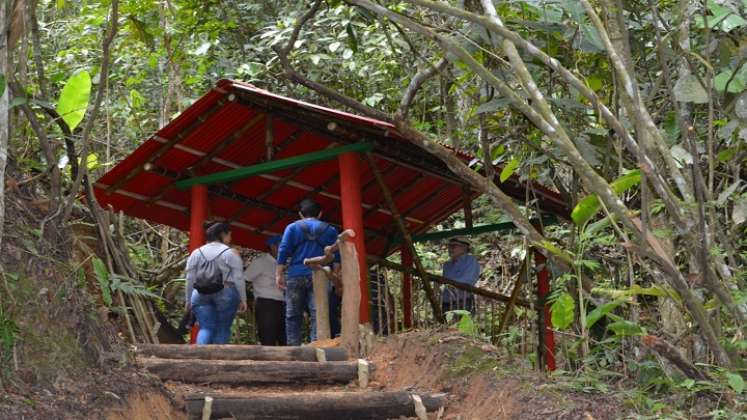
[140,358,361,385]
[134,344,348,362]
[184,391,447,420]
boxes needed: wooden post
[312,269,331,341]
[535,249,556,371]
[402,248,413,329]
[339,231,361,356]
[189,184,208,344]
[496,256,529,336]
[365,153,443,323]
[338,152,370,324]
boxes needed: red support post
[188,184,208,344]
[535,250,556,371]
[401,247,413,328]
[338,152,371,324]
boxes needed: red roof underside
[94,80,568,256]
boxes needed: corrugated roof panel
[95,80,568,255]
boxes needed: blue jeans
[285,276,316,345]
[191,286,240,345]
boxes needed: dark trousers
[255,297,286,346]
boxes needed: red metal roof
[94,80,568,256]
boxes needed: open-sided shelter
[94,80,569,369]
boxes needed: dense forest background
[0,0,746,418]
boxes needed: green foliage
[110,275,161,301]
[551,292,575,329]
[500,157,520,183]
[92,258,112,306]
[572,170,642,226]
[606,319,645,337]
[585,298,626,330]
[727,372,745,394]
[56,71,92,131]
[0,306,19,383]
[445,309,477,335]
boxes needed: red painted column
[401,247,413,328]
[338,152,370,324]
[535,250,556,371]
[188,184,208,344]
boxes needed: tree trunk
[140,358,360,385]
[0,0,9,252]
[183,391,446,420]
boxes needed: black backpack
[193,246,230,294]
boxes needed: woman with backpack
[185,222,247,344]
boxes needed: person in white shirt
[244,235,285,345]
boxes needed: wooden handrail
[367,256,530,308]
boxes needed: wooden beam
[140,358,359,385]
[93,182,280,237]
[146,113,266,204]
[209,184,391,241]
[148,137,424,223]
[183,391,446,420]
[175,142,374,190]
[367,255,530,307]
[365,152,443,323]
[134,344,348,361]
[185,392,444,420]
[105,95,227,194]
[265,114,273,161]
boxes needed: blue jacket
[277,218,339,278]
[442,254,481,303]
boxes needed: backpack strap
[290,220,331,258]
[198,245,231,262]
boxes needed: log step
[140,358,361,385]
[134,344,348,362]
[184,391,447,420]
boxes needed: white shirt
[244,253,284,301]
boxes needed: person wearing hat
[244,235,286,346]
[442,236,481,314]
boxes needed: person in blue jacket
[441,236,481,314]
[275,199,339,345]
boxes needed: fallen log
[641,335,711,381]
[140,358,359,385]
[134,344,348,362]
[183,391,447,420]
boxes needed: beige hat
[448,236,470,247]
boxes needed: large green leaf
[551,292,575,330]
[572,170,641,226]
[727,372,744,394]
[585,298,626,330]
[607,320,645,336]
[500,157,520,183]
[714,65,747,93]
[56,71,91,131]
[92,258,112,306]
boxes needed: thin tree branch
[60,0,119,223]
[398,57,447,118]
